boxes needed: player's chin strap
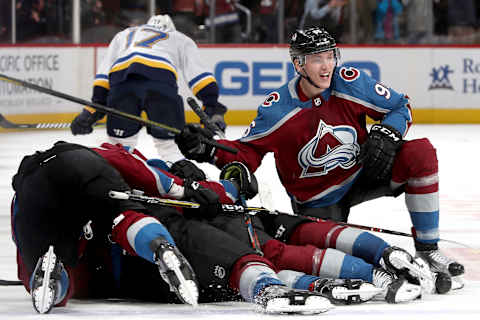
[300,68,323,89]
[108,191,470,248]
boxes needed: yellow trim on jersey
[192,76,216,95]
[85,106,97,114]
[110,56,178,80]
[93,78,110,90]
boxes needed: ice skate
[310,278,383,305]
[150,237,199,306]
[380,246,449,294]
[254,285,333,314]
[416,249,464,290]
[372,267,421,303]
[30,246,69,314]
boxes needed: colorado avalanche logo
[298,120,360,178]
[262,92,280,107]
[339,67,360,82]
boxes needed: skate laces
[427,250,454,266]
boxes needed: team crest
[298,120,360,178]
[339,66,360,82]
[262,92,280,107]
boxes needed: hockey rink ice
[0,124,479,319]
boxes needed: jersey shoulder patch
[261,91,281,107]
[338,66,361,82]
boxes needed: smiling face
[295,50,336,97]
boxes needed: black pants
[12,142,144,273]
[293,174,405,222]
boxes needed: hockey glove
[71,109,104,135]
[219,162,258,201]
[174,124,216,163]
[183,179,222,219]
[205,101,227,133]
[358,123,403,184]
[169,159,207,181]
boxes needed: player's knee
[394,138,438,178]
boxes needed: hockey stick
[0,74,237,154]
[0,113,105,130]
[109,191,470,248]
[108,191,200,208]
[187,97,226,139]
[110,190,264,255]
[0,279,22,286]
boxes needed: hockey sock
[238,262,284,302]
[111,210,176,263]
[229,254,280,302]
[289,221,390,265]
[277,270,318,291]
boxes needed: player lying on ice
[88,143,440,301]
[10,141,351,315]
[173,27,465,290]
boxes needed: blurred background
[1,0,478,45]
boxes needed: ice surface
[0,125,479,319]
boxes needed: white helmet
[146,14,176,32]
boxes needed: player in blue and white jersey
[70,14,227,162]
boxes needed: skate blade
[162,251,199,307]
[32,246,57,314]
[263,296,332,314]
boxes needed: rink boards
[0,44,479,126]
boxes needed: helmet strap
[300,67,322,89]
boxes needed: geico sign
[214,61,380,96]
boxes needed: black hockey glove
[219,162,258,201]
[174,124,216,163]
[182,179,222,219]
[358,123,404,184]
[71,109,104,135]
[169,159,207,181]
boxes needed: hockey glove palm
[209,114,226,133]
[174,124,216,163]
[205,101,228,133]
[358,124,403,184]
[183,179,222,219]
[71,109,104,135]
[219,162,258,201]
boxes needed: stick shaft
[0,73,235,153]
[109,191,467,247]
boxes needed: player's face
[304,50,336,90]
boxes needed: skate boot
[310,278,383,305]
[380,246,450,294]
[254,285,333,314]
[416,244,465,290]
[372,267,421,303]
[30,246,69,314]
[150,237,199,306]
